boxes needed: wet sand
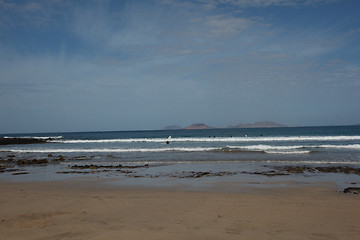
[1,179,360,240]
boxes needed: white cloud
[71,6,114,46]
[205,15,252,36]
[218,0,339,7]
[160,0,340,9]
[22,2,42,11]
[0,0,70,29]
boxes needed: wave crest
[50,135,360,144]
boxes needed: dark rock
[16,159,48,165]
[0,138,47,145]
[274,166,360,175]
[177,171,237,178]
[282,166,305,174]
[243,169,290,177]
[1,158,14,163]
[56,171,90,174]
[0,167,20,173]
[191,171,211,178]
[115,170,133,174]
[315,166,339,173]
[315,166,360,175]
[251,170,290,177]
[70,156,90,161]
[12,172,29,175]
[343,187,360,194]
[69,164,149,170]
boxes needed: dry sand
[1,180,359,240]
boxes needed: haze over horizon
[1,0,360,134]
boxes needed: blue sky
[0,0,359,133]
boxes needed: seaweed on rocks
[244,170,290,177]
[12,172,29,175]
[0,166,22,173]
[274,166,360,175]
[16,159,48,166]
[315,166,360,175]
[0,158,14,163]
[170,171,237,178]
[69,164,149,170]
[343,187,360,194]
[56,171,91,174]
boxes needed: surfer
[166,136,171,144]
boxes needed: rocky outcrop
[275,166,360,175]
[16,159,48,165]
[343,187,360,194]
[69,164,149,170]
[0,137,47,145]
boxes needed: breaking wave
[2,143,359,154]
[50,135,360,144]
[2,147,219,153]
[4,136,63,140]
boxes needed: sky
[0,0,360,133]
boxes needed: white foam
[3,147,219,153]
[2,144,360,154]
[227,145,305,151]
[61,160,360,165]
[50,135,360,144]
[263,160,360,164]
[4,136,63,140]
[227,144,360,151]
[315,144,360,149]
[264,150,311,154]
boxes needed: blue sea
[1,125,360,189]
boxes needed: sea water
[1,126,360,189]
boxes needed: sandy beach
[1,179,359,240]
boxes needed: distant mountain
[163,125,182,130]
[185,123,212,129]
[164,121,289,130]
[231,121,287,128]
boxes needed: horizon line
[1,123,359,136]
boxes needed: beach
[1,179,360,240]
[1,127,360,239]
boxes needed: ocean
[1,125,360,189]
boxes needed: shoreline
[1,158,360,193]
[1,179,360,239]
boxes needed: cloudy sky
[0,0,359,133]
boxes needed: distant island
[229,121,287,128]
[164,121,289,130]
[185,123,214,130]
